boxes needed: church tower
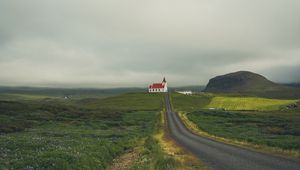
[162,77,166,83]
[162,77,168,92]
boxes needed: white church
[148,77,168,93]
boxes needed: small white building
[148,77,168,93]
[176,91,193,95]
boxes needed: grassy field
[170,93,212,112]
[0,92,203,169]
[187,111,300,152]
[80,93,164,111]
[206,96,298,111]
[171,92,300,157]
[0,92,166,169]
[2,90,298,168]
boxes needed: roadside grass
[129,111,206,170]
[206,96,298,111]
[0,93,162,169]
[128,110,180,170]
[129,136,180,170]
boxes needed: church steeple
[162,77,166,83]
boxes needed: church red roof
[149,83,165,89]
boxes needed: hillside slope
[204,71,300,99]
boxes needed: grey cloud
[0,0,299,87]
[263,65,300,83]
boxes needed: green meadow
[0,92,170,169]
[187,110,300,151]
[171,93,300,156]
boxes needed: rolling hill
[204,71,300,99]
[0,86,146,98]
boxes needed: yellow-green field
[206,96,298,111]
[171,92,298,112]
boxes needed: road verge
[178,111,299,159]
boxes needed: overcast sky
[0,0,299,88]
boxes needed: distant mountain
[283,83,300,88]
[204,71,300,99]
[170,85,205,92]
